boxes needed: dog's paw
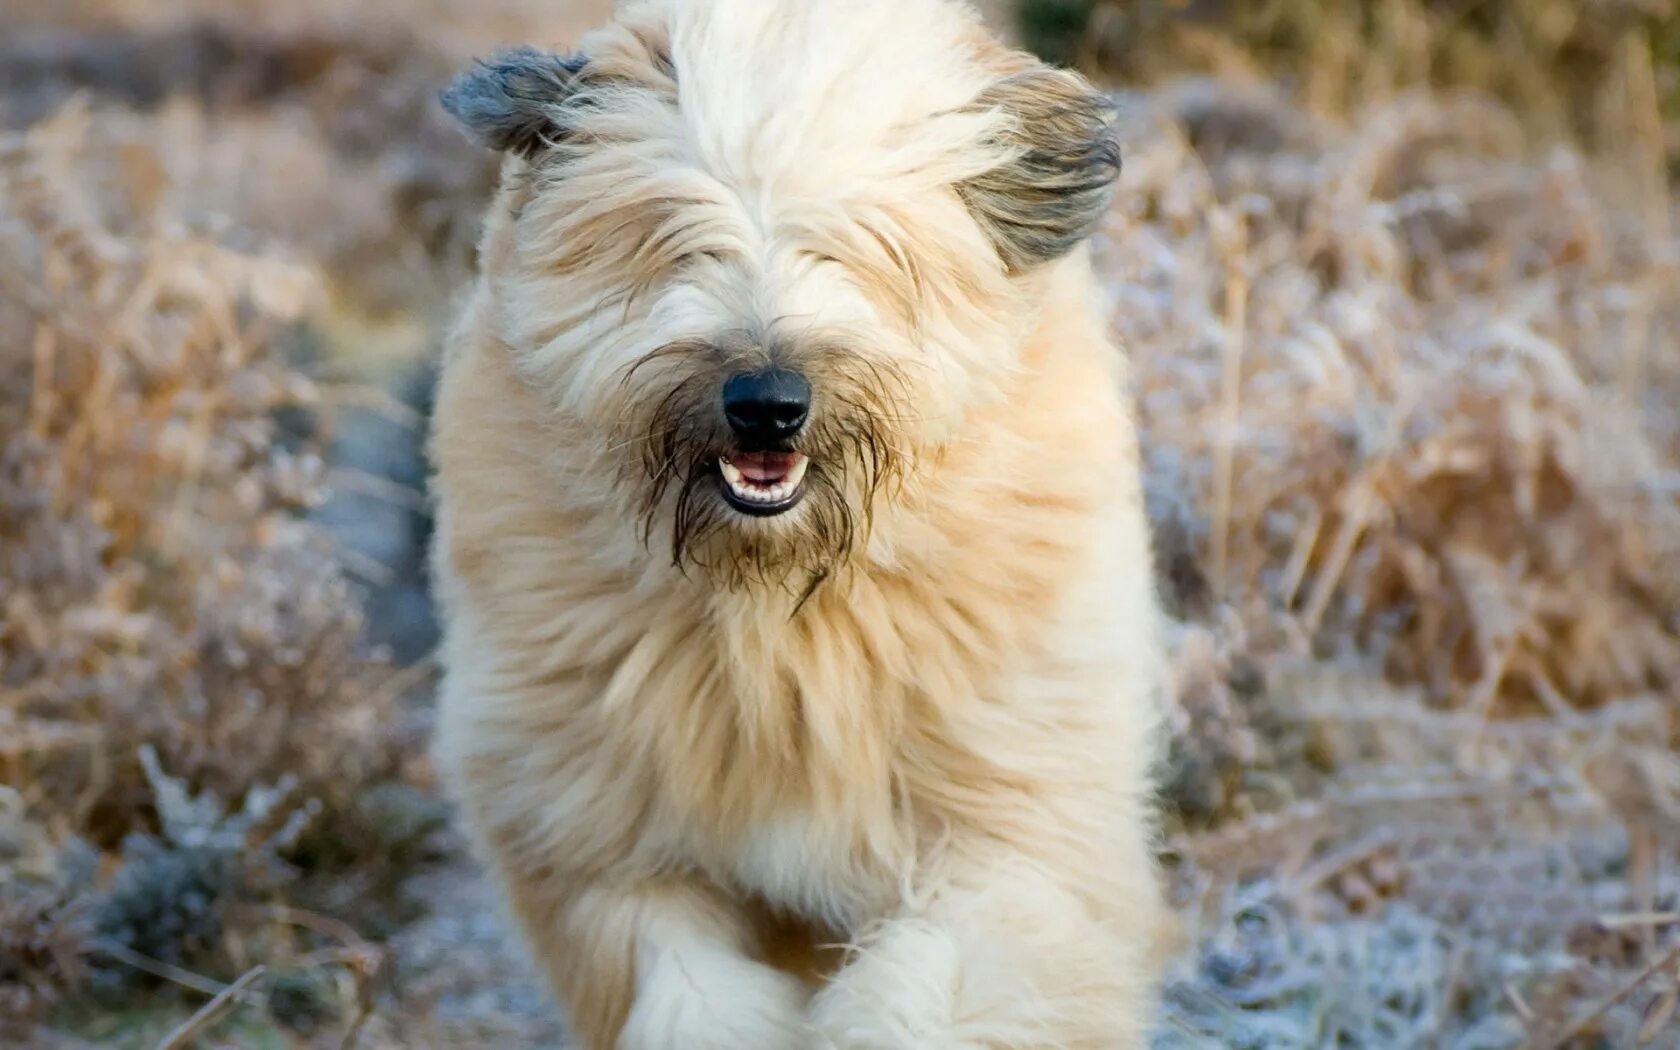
[617,943,810,1050]
[806,919,963,1049]
[806,907,1151,1050]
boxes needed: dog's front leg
[495,871,812,1050]
[808,851,1159,1050]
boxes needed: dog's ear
[441,47,590,157]
[959,67,1121,273]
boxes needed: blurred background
[1,1,1676,1046]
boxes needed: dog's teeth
[785,456,810,488]
[719,454,809,507]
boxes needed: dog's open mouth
[718,451,809,516]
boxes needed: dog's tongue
[730,451,799,484]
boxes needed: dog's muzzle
[718,369,811,516]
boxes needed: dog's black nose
[722,369,810,446]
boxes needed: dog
[429,1,1170,1046]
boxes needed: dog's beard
[616,347,908,591]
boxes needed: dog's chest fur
[610,552,1072,926]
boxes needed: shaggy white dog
[429,1,1171,1046]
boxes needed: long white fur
[430,1,1173,1047]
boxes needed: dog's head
[443,0,1118,588]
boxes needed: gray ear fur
[441,46,589,156]
[959,67,1122,272]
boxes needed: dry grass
[1022,0,1680,187]
[1108,80,1680,1046]
[0,0,1675,1046]
[0,102,411,1035]
[1119,81,1680,722]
